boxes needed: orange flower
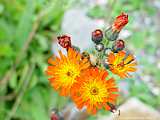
[107,51,137,78]
[112,12,128,32]
[71,68,118,114]
[46,48,90,96]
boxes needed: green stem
[103,38,110,48]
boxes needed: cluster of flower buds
[90,12,134,73]
[91,12,128,57]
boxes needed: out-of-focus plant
[0,0,76,119]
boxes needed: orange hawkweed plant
[71,68,118,114]
[46,12,137,117]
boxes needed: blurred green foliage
[0,0,75,119]
[0,0,160,120]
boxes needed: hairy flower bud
[51,109,59,120]
[57,35,71,49]
[92,29,103,44]
[112,39,125,52]
[105,12,128,41]
[112,12,128,32]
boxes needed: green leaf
[30,88,49,120]
[0,19,13,42]
[14,0,35,49]
[9,73,17,89]
[35,34,49,51]
[28,74,38,89]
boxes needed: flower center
[116,61,124,70]
[66,71,73,77]
[90,87,99,95]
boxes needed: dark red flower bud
[51,109,59,120]
[57,35,71,49]
[112,39,125,52]
[92,29,103,44]
[51,113,59,120]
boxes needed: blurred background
[0,0,160,120]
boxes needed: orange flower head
[46,48,90,96]
[112,12,128,32]
[71,68,119,114]
[107,51,137,78]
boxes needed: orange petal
[124,54,134,64]
[127,67,137,72]
[108,88,119,92]
[108,52,115,64]
[105,104,111,111]
[102,71,108,80]
[109,94,119,99]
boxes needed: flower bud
[51,109,59,120]
[92,29,103,44]
[57,35,71,49]
[112,39,125,52]
[95,43,104,52]
[50,108,64,120]
[112,12,128,32]
[105,12,128,41]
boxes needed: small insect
[81,51,90,60]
